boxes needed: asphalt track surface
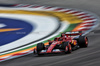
[0,0,100,66]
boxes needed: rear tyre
[78,36,88,47]
[37,43,45,55]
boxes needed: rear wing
[64,31,82,36]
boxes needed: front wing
[34,49,65,54]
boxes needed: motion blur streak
[0,0,100,66]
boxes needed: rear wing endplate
[65,31,82,36]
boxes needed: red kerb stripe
[63,10,73,12]
[83,18,96,21]
[76,13,87,16]
[54,8,64,11]
[32,6,42,8]
[80,16,91,19]
[21,5,30,7]
[12,52,29,56]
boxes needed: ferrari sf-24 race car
[34,31,88,55]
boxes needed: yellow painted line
[0,10,83,24]
[0,28,23,32]
[0,10,83,58]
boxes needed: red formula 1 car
[34,31,88,55]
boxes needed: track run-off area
[0,0,100,66]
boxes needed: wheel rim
[69,44,72,51]
[85,38,88,45]
[65,46,68,51]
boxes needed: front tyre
[62,42,72,54]
[65,43,72,54]
[37,43,45,55]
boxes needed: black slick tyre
[78,36,88,47]
[62,42,72,54]
[37,43,45,55]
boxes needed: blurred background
[0,0,100,15]
[0,0,100,66]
